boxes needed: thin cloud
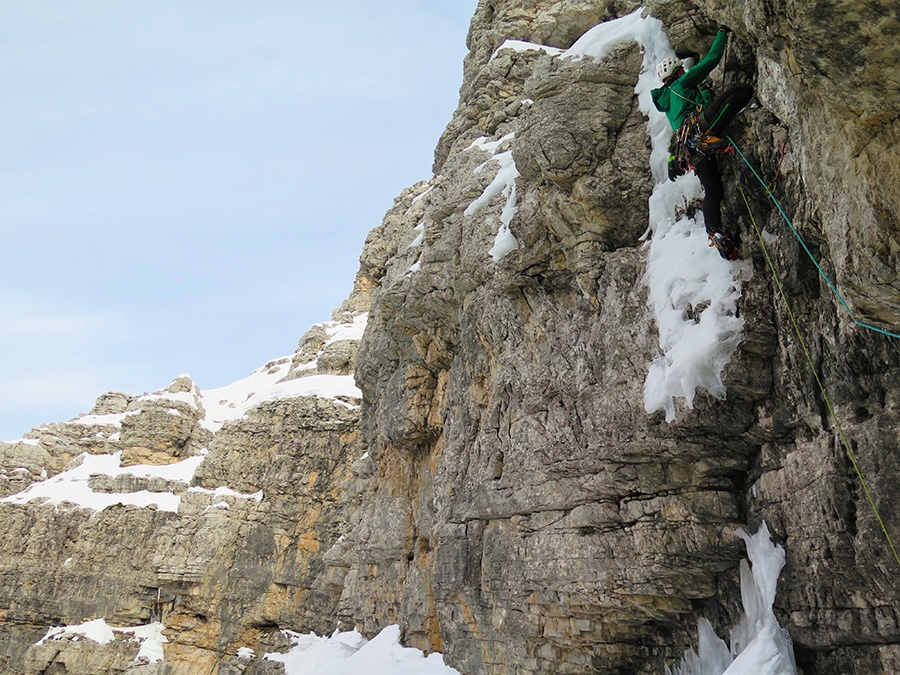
[0,299,121,338]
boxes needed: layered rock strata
[0,314,367,675]
[337,1,900,673]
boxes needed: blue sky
[0,1,476,439]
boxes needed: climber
[650,27,754,261]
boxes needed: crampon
[708,230,741,260]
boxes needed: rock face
[341,1,900,672]
[2,1,899,674]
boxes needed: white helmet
[656,56,683,81]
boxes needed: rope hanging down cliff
[730,149,900,571]
[728,137,900,340]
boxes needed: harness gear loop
[672,111,732,174]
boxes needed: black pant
[696,84,754,233]
[696,154,724,233]
[701,84,754,135]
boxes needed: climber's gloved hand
[675,49,700,62]
[668,156,687,181]
[718,25,733,34]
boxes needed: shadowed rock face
[2,2,899,674]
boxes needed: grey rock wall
[338,1,900,673]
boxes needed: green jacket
[651,30,728,130]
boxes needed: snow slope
[2,313,367,514]
[0,451,202,512]
[264,625,461,675]
[200,312,367,432]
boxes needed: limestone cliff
[0,315,368,675]
[2,1,899,674]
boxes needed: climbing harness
[668,109,739,259]
[674,111,705,168]
[672,111,733,171]
[728,136,900,340]
[662,109,738,259]
[728,137,900,565]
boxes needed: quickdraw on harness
[670,108,734,175]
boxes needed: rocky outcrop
[2,1,899,674]
[0,315,366,674]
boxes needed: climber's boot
[697,134,731,151]
[709,231,741,260]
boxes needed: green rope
[706,102,729,134]
[727,136,900,340]
[735,181,900,570]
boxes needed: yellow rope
[736,183,900,569]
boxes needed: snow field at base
[36,619,168,664]
[28,613,462,672]
[264,625,461,675]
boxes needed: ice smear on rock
[666,522,797,675]
[265,624,461,675]
[477,9,746,421]
[464,134,520,262]
[630,11,749,422]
